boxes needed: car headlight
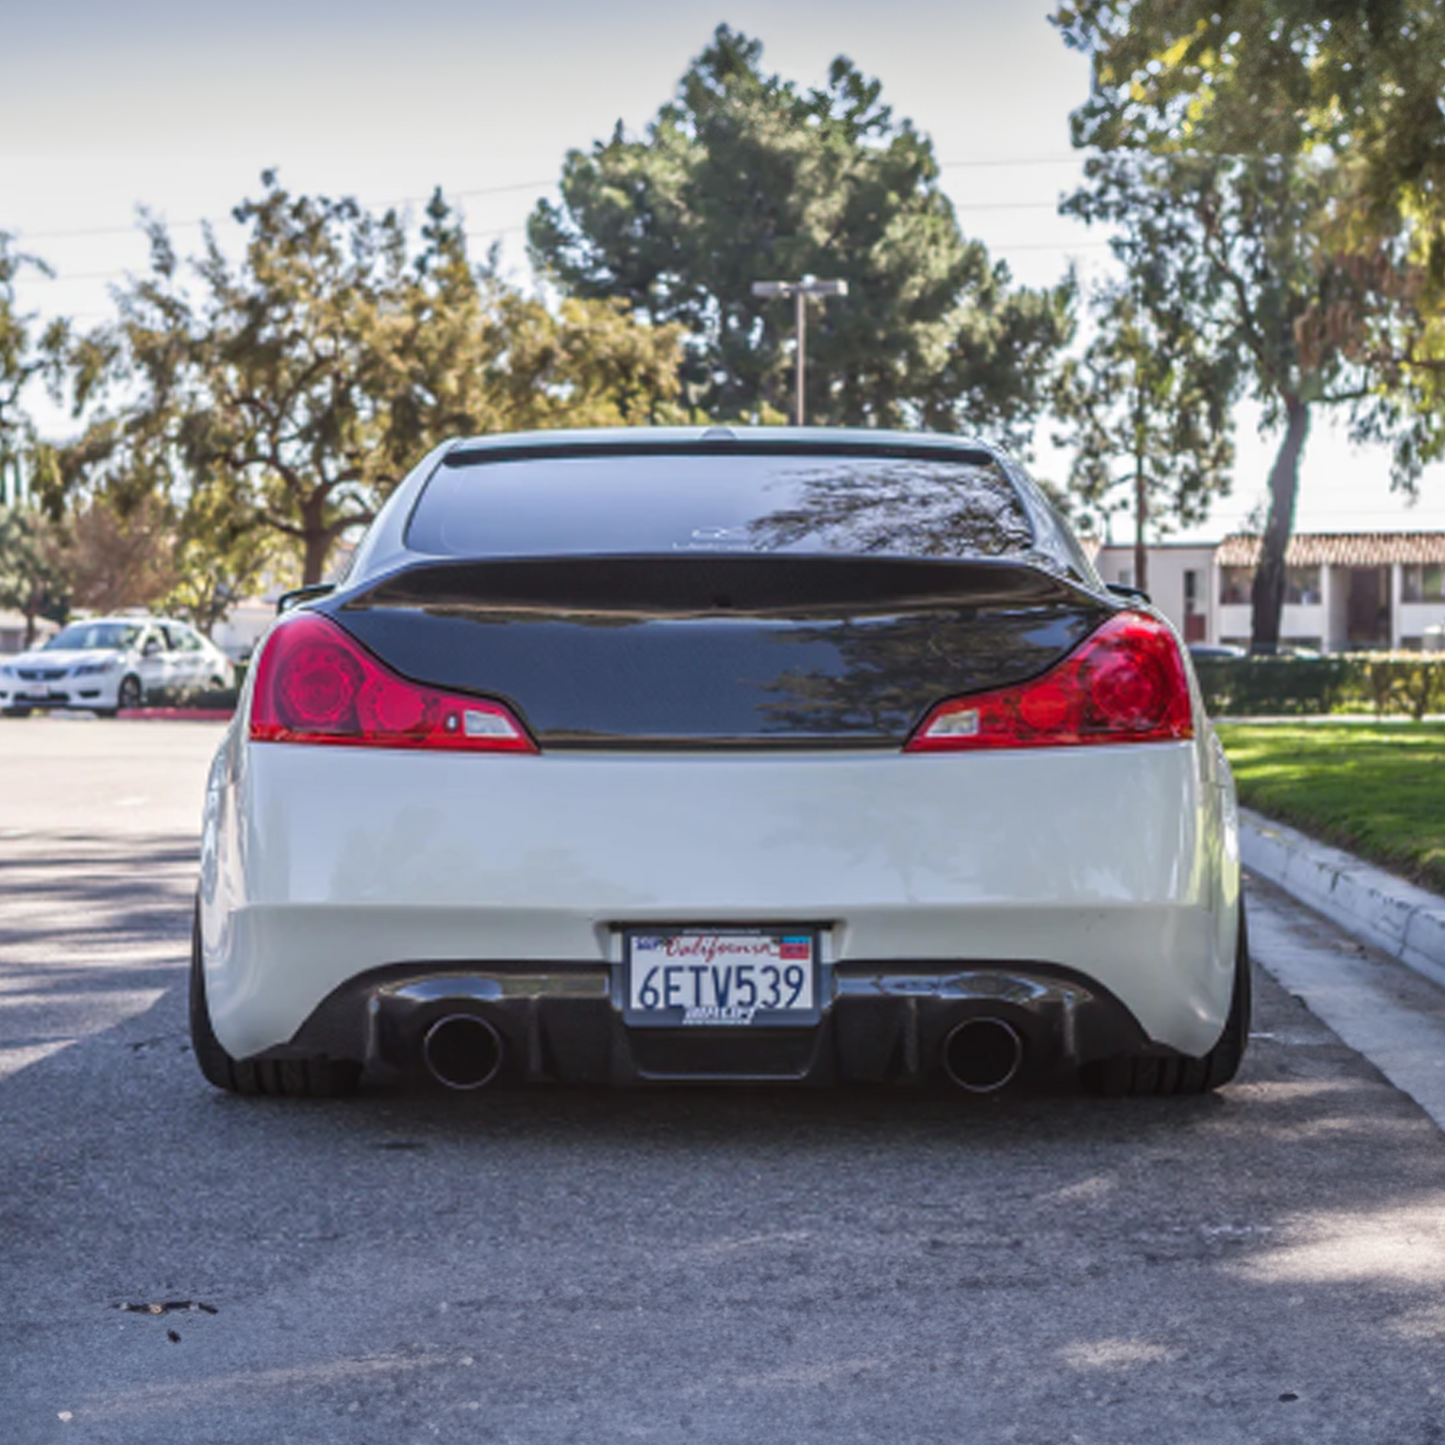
[74,658,121,676]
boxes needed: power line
[9,158,1092,243]
[20,196,1064,245]
[1006,240,1115,251]
[29,225,534,283]
[11,180,560,243]
[939,156,1082,167]
[958,201,1065,212]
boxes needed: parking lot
[4,719,1445,1443]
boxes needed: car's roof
[344,425,1103,592]
[82,615,178,626]
[67,616,204,632]
[442,425,998,462]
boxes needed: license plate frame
[622,927,821,1028]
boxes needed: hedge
[148,656,1445,720]
[1194,653,1445,719]
[144,659,248,712]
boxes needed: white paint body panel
[199,731,1240,1061]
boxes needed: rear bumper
[261,958,1150,1085]
[200,738,1239,1067]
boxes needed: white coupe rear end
[194,429,1246,1099]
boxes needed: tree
[56,177,688,587]
[0,236,71,642]
[1052,1,1445,226]
[1052,1,1445,538]
[157,485,290,633]
[529,25,1073,444]
[59,493,179,616]
[1344,222,1445,490]
[1053,273,1234,593]
[1066,153,1382,650]
[0,234,64,489]
[0,506,68,646]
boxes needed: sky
[3,0,1442,540]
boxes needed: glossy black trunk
[328,556,1109,748]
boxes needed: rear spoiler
[277,583,336,614]
[340,554,1104,620]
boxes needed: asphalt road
[4,718,1445,1444]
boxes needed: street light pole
[751,275,849,426]
[794,285,806,429]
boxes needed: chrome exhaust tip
[943,1018,1025,1093]
[422,1014,504,1090]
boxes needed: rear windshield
[407,452,1037,562]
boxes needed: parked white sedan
[194,428,1247,1100]
[0,616,233,716]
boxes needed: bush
[1360,656,1445,721]
[1194,653,1445,718]
[145,662,246,712]
[144,683,238,711]
[1193,656,1351,716]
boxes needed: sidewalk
[1219,714,1445,725]
[1240,807,1445,990]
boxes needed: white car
[193,428,1247,1100]
[0,616,234,717]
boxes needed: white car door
[194,633,232,687]
[174,626,214,685]
[159,624,194,685]
[136,625,171,696]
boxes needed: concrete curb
[116,707,234,721]
[1240,807,1445,992]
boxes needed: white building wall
[1094,544,1216,642]
[210,600,280,662]
[1100,541,1445,654]
[1401,602,1445,646]
[1217,605,1251,647]
[0,613,59,655]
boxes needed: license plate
[624,928,819,1027]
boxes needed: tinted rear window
[407,452,1037,562]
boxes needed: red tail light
[905,611,1194,752]
[249,613,537,753]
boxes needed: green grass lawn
[1216,722,1445,895]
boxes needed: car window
[44,622,142,652]
[409,451,1037,563]
[170,626,204,652]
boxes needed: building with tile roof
[1093,533,1445,653]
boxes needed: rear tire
[1080,905,1251,1098]
[189,905,361,1098]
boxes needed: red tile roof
[1216,532,1445,567]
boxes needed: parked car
[192,428,1248,1100]
[0,616,234,717]
[1187,643,1247,662]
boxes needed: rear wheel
[189,905,361,1098]
[1080,906,1251,1098]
